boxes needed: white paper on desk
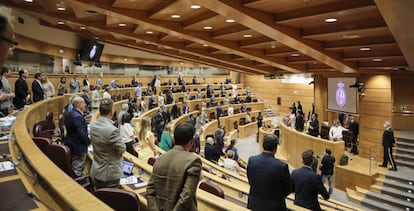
[120,176,138,185]
[134,182,148,188]
[0,161,14,172]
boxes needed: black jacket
[382,128,395,147]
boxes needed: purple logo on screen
[336,81,346,107]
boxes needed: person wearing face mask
[379,121,397,171]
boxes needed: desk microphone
[27,192,55,211]
[2,153,37,184]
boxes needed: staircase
[264,106,275,117]
[347,133,414,211]
[396,138,414,169]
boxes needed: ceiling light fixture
[171,14,181,19]
[57,21,64,25]
[203,26,213,30]
[270,44,276,48]
[325,18,337,23]
[203,44,209,47]
[57,7,66,11]
[24,0,33,2]
[80,26,86,30]
[243,34,252,38]
[58,49,64,54]
[118,23,127,27]
[144,41,150,44]
[190,5,201,9]
[146,31,154,34]
[360,47,371,51]
[373,58,383,62]
[225,19,236,23]
[341,34,360,39]
[123,58,128,61]
[291,53,300,57]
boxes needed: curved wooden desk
[12,97,111,210]
[278,122,344,169]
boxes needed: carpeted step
[375,177,414,193]
[396,153,414,162]
[395,159,414,169]
[371,184,414,202]
[356,186,414,211]
[396,147,414,155]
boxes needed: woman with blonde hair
[42,75,55,98]
[139,116,157,160]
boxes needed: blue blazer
[292,166,329,211]
[64,109,91,156]
[247,153,292,211]
[31,80,44,102]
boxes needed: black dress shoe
[378,165,387,167]
[389,168,397,171]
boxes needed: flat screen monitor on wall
[327,77,358,114]
[79,40,104,62]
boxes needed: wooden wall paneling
[359,88,392,103]
[360,101,392,116]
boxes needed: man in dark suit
[348,116,359,154]
[31,72,44,103]
[292,151,330,211]
[13,69,30,109]
[64,96,91,176]
[146,122,201,211]
[247,134,292,211]
[379,121,397,171]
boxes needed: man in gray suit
[90,98,126,189]
[146,122,201,211]
[0,67,15,116]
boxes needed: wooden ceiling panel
[277,5,381,29]
[182,15,236,31]
[244,0,338,14]
[112,0,164,11]
[148,0,210,22]
[3,0,411,74]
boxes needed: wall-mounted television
[79,40,104,62]
[327,77,358,114]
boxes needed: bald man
[64,97,91,176]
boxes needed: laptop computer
[122,160,134,176]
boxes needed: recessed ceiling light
[203,44,209,47]
[171,14,181,19]
[203,26,213,30]
[57,21,64,25]
[146,31,154,34]
[291,53,300,57]
[225,19,236,23]
[80,26,86,30]
[325,18,337,23]
[58,49,64,54]
[373,58,383,62]
[360,47,371,51]
[57,7,66,11]
[270,44,276,49]
[190,5,201,9]
[144,41,150,44]
[341,34,360,39]
[24,0,33,2]
[243,34,252,38]
[118,23,127,27]
[123,58,128,61]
